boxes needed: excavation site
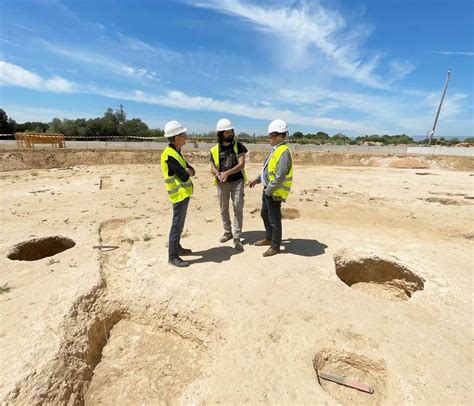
[1,149,473,405]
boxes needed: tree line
[0,106,164,139]
[1,106,472,145]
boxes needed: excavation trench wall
[1,148,473,171]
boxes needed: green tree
[119,118,149,137]
[0,108,17,133]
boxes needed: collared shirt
[261,141,286,187]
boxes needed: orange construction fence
[15,133,66,149]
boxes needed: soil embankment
[1,148,473,171]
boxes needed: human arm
[219,154,245,181]
[167,156,192,182]
[248,174,261,188]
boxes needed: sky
[0,0,473,137]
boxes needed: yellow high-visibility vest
[160,146,194,204]
[210,142,247,185]
[267,144,293,200]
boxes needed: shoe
[262,246,280,257]
[254,238,272,247]
[220,233,233,243]
[168,257,190,267]
[234,239,244,251]
[178,247,192,256]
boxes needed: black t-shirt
[210,142,248,182]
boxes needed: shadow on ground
[187,246,243,264]
[281,238,327,257]
[242,231,327,257]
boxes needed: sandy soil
[0,161,473,405]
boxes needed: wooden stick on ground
[318,371,374,394]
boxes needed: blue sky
[0,0,473,136]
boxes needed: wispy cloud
[191,0,389,88]
[0,60,75,92]
[40,40,159,81]
[427,51,474,56]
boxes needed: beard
[224,134,234,143]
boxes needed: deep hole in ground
[334,254,425,301]
[314,349,387,406]
[7,236,76,261]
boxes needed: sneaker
[178,247,192,256]
[219,233,233,243]
[168,257,190,267]
[254,238,272,247]
[234,239,244,251]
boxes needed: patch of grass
[181,229,190,238]
[0,283,12,295]
[143,233,153,241]
[31,171,38,176]
[47,258,60,266]
[122,237,139,245]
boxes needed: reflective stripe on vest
[160,146,193,204]
[210,142,247,185]
[267,144,293,200]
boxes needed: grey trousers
[216,179,245,239]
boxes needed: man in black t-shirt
[210,119,248,251]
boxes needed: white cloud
[0,60,42,89]
[192,0,388,88]
[41,40,162,83]
[0,61,75,93]
[427,51,474,56]
[388,60,415,80]
[96,87,372,132]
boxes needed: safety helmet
[268,119,288,135]
[216,118,234,132]
[164,120,187,138]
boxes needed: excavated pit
[85,319,206,405]
[7,236,76,261]
[313,349,387,406]
[6,217,215,406]
[334,253,425,301]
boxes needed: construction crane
[427,69,452,145]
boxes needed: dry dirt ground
[0,162,473,405]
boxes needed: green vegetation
[1,106,472,145]
[1,106,164,139]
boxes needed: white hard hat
[164,120,187,138]
[268,119,288,134]
[216,118,234,132]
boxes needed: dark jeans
[168,197,190,259]
[261,191,282,248]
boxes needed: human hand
[218,171,228,182]
[248,179,259,188]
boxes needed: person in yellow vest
[160,120,195,267]
[249,119,293,257]
[210,118,248,251]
